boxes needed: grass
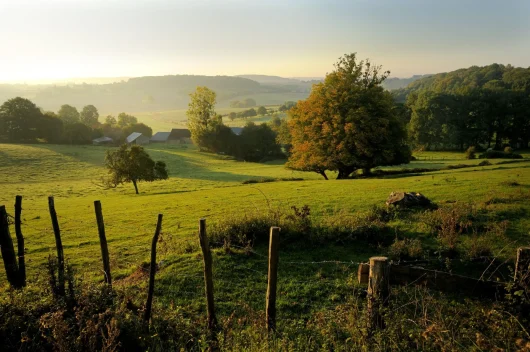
[105,107,285,132]
[1,143,530,350]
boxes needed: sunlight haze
[0,0,529,82]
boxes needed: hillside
[0,75,312,114]
[392,63,530,102]
[381,74,430,90]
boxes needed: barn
[150,132,171,143]
[126,132,150,145]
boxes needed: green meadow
[1,143,530,341]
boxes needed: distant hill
[0,75,313,113]
[382,75,431,90]
[391,64,530,102]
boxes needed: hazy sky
[1,0,529,82]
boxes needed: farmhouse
[126,132,150,145]
[168,128,192,143]
[92,136,114,145]
[150,132,171,143]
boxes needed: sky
[0,0,529,83]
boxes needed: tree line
[394,63,530,150]
[0,97,152,145]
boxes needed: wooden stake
[0,205,20,288]
[367,256,389,332]
[94,201,112,286]
[199,218,217,330]
[48,196,65,296]
[144,214,163,323]
[14,196,26,287]
[515,247,530,289]
[266,226,280,332]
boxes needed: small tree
[104,145,168,194]
[187,86,222,151]
[465,146,476,159]
[58,104,80,124]
[257,106,267,115]
[117,113,138,128]
[80,105,99,126]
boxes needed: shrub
[465,146,476,159]
[388,238,424,260]
[478,160,492,166]
[208,206,393,247]
[479,150,523,159]
[504,146,513,154]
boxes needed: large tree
[117,113,138,128]
[0,97,44,142]
[104,145,169,194]
[80,105,99,126]
[57,104,80,124]
[287,53,411,179]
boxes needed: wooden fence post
[144,214,163,323]
[198,218,217,330]
[14,196,26,287]
[266,226,280,332]
[48,196,65,296]
[0,205,20,288]
[367,256,389,332]
[515,247,530,289]
[94,201,112,286]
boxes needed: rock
[386,192,435,208]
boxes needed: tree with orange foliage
[287,53,411,179]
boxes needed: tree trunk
[362,168,372,176]
[317,170,328,180]
[133,180,139,194]
[336,167,354,179]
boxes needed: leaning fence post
[15,196,26,287]
[144,214,163,323]
[48,196,65,296]
[515,247,530,289]
[199,218,217,330]
[0,205,20,288]
[266,226,280,332]
[367,256,390,332]
[94,201,112,286]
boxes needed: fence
[1,195,529,335]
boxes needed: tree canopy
[80,105,99,126]
[104,145,169,194]
[187,86,223,151]
[57,104,80,124]
[0,97,44,142]
[287,53,411,179]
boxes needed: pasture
[1,143,530,349]
[104,107,284,133]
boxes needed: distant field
[104,107,284,132]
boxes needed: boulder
[386,192,435,208]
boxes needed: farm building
[150,132,171,143]
[92,136,114,145]
[126,132,150,145]
[168,128,192,143]
[230,127,243,136]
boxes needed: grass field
[103,107,285,133]
[1,143,530,349]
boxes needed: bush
[478,160,492,166]
[504,146,513,154]
[479,150,523,159]
[388,238,424,260]
[465,146,476,159]
[208,206,393,247]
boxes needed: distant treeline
[393,64,530,150]
[0,97,152,145]
[0,75,313,112]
